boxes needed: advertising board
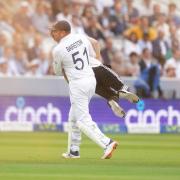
[0,96,179,133]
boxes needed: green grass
[0,133,180,180]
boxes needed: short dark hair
[52,20,71,33]
[142,48,149,54]
[129,52,138,57]
[169,3,176,8]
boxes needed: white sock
[68,121,81,153]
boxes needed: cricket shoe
[101,140,118,159]
[119,85,139,103]
[62,150,80,159]
[108,99,126,118]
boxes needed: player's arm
[52,49,63,76]
[52,49,69,83]
[87,37,101,60]
[62,68,69,83]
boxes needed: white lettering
[23,107,35,122]
[36,107,47,123]
[168,106,180,125]
[125,109,138,126]
[126,106,180,126]
[5,106,17,121]
[156,110,167,124]
[47,103,61,124]
[143,109,156,125]
[4,103,62,124]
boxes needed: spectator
[44,1,56,23]
[123,32,141,56]
[0,32,8,57]
[168,25,180,51]
[163,60,176,78]
[138,32,152,53]
[95,0,114,14]
[26,0,36,14]
[51,0,64,17]
[165,49,180,78]
[0,18,14,46]
[0,5,15,35]
[152,30,170,66]
[124,16,157,41]
[12,32,26,50]
[13,1,32,30]
[109,0,126,35]
[123,0,139,24]
[23,25,37,49]
[27,33,44,61]
[168,3,180,26]
[101,37,115,65]
[0,46,19,76]
[25,59,41,76]
[13,48,28,75]
[0,0,180,80]
[111,51,127,76]
[33,50,50,75]
[56,3,72,23]
[149,4,162,25]
[135,48,161,97]
[82,7,94,29]
[136,0,154,16]
[31,2,50,34]
[99,7,112,35]
[125,52,140,76]
[0,59,8,76]
[71,2,83,17]
[84,16,105,41]
[153,13,170,40]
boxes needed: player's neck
[59,33,71,42]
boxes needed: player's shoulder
[52,45,59,55]
[52,43,64,58]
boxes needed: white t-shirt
[124,39,141,57]
[52,34,94,81]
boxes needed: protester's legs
[95,82,119,101]
[93,65,124,93]
[93,65,139,103]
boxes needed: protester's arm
[87,36,101,60]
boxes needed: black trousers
[93,65,124,101]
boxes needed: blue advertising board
[0,96,180,133]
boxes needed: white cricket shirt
[52,33,95,81]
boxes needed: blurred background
[0,2,180,180]
[0,0,180,134]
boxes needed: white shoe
[62,151,80,159]
[101,141,118,159]
[108,100,126,118]
[119,87,139,103]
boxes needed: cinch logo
[4,97,62,124]
[125,100,180,126]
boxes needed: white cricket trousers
[67,77,110,153]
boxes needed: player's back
[54,34,94,81]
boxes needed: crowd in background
[0,0,180,96]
